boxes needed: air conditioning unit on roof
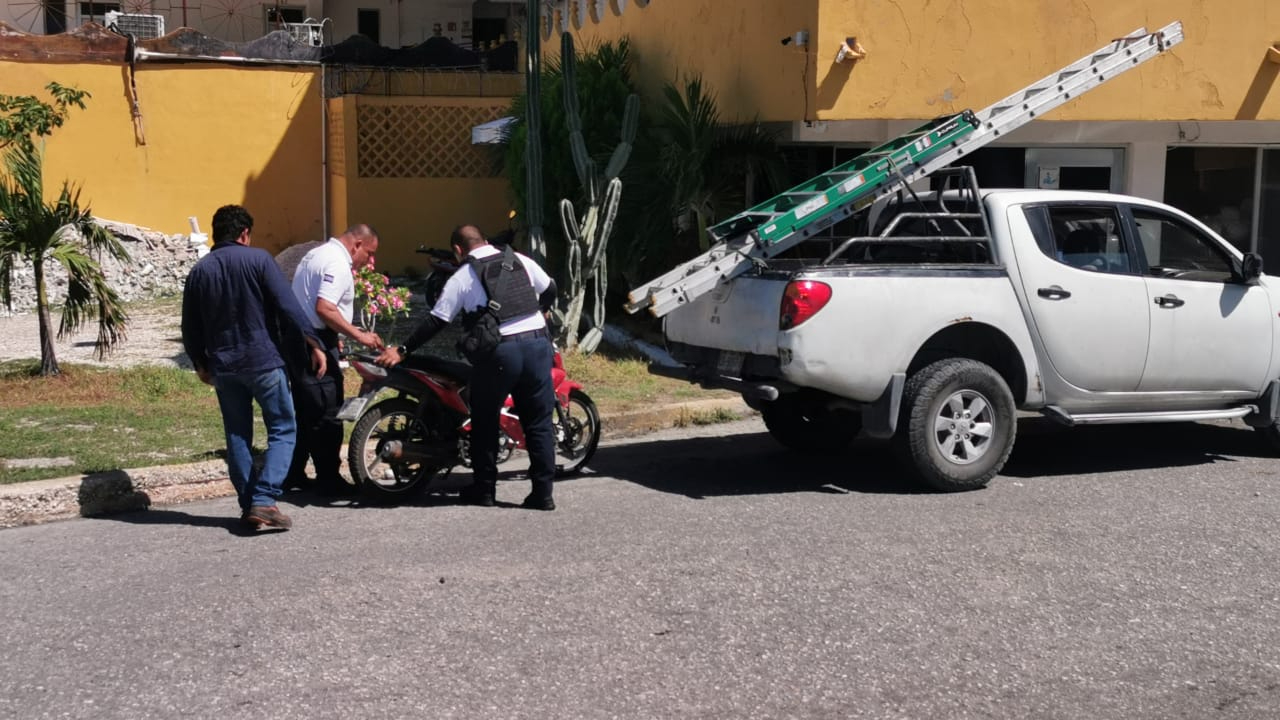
[104,11,165,40]
[284,21,325,47]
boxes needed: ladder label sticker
[794,195,828,220]
[840,174,865,194]
[934,117,963,136]
[916,136,933,152]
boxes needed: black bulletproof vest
[467,246,540,322]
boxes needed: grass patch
[560,344,733,415]
[0,361,226,484]
[0,334,739,485]
[672,406,743,428]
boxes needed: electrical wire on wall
[121,32,147,146]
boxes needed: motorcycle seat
[401,353,473,383]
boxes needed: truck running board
[626,21,1184,318]
[1043,405,1257,427]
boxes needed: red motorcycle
[339,348,601,501]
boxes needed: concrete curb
[0,397,754,529]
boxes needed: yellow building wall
[566,0,1280,122]
[340,178,513,275]
[549,0,813,123]
[0,61,323,253]
[328,94,513,275]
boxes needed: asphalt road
[3,416,1280,719]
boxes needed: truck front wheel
[761,393,862,453]
[896,358,1016,492]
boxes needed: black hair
[212,205,254,245]
[450,224,486,251]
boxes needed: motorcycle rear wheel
[348,398,449,501]
[555,389,601,476]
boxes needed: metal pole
[524,0,546,263]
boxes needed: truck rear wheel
[761,392,862,453]
[896,358,1016,492]
[1253,423,1280,454]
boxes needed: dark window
[1131,208,1236,283]
[79,2,119,24]
[357,9,380,44]
[948,146,1026,189]
[1163,147,1256,252]
[1260,150,1280,270]
[44,0,67,34]
[266,6,305,25]
[1024,205,1132,274]
[1058,166,1111,191]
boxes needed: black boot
[458,483,496,507]
[520,491,555,511]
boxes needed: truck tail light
[780,280,832,330]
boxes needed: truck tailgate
[663,275,788,356]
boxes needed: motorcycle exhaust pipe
[379,440,453,464]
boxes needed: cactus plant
[557,31,639,354]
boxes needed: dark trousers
[469,331,556,499]
[288,334,344,484]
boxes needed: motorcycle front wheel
[348,398,449,501]
[554,389,600,476]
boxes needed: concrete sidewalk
[0,397,752,528]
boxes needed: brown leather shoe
[244,505,293,530]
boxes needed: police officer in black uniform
[375,225,559,510]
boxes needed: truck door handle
[1037,286,1071,300]
[1154,294,1185,308]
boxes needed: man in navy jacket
[182,205,326,530]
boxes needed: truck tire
[761,393,862,453]
[895,358,1016,492]
[1254,423,1280,454]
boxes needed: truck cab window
[1131,208,1236,283]
[1025,205,1131,274]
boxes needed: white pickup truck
[653,170,1279,491]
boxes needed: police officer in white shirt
[376,224,559,510]
[288,224,383,494]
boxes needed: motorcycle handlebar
[415,245,456,262]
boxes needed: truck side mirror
[1242,252,1264,284]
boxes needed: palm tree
[624,75,787,281]
[0,144,129,376]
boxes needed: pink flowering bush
[353,259,411,332]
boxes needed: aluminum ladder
[626,20,1185,317]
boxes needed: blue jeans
[213,367,297,510]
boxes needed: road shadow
[282,468,539,511]
[589,418,1275,497]
[1002,418,1270,478]
[95,507,276,537]
[591,430,920,498]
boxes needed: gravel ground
[0,302,190,370]
[0,278,441,371]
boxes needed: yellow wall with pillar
[564,0,1280,122]
[0,60,324,253]
[326,94,514,275]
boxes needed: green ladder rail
[627,21,1184,318]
